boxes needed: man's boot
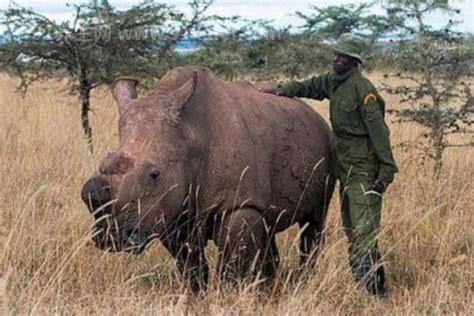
[351,248,387,298]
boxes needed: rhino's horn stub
[99,152,134,175]
[112,77,139,116]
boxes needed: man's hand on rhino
[254,81,287,96]
[260,85,286,96]
[372,179,391,194]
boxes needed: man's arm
[262,73,330,100]
[360,91,398,184]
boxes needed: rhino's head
[81,72,199,253]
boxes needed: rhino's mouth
[92,228,153,254]
[122,230,156,254]
[91,215,156,254]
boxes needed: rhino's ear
[112,77,139,116]
[163,71,198,113]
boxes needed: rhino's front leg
[216,207,279,285]
[162,228,209,293]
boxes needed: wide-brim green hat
[330,33,366,64]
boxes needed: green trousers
[333,137,388,296]
[340,177,382,258]
[339,176,387,296]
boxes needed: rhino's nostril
[81,176,112,212]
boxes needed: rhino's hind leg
[299,183,333,268]
[299,219,324,268]
[217,208,279,285]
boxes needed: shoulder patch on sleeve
[362,92,378,106]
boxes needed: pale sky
[0,0,472,33]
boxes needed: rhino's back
[219,80,333,229]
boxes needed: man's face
[332,53,357,74]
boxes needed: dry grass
[0,72,472,315]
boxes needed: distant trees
[188,23,332,80]
[296,2,399,45]
[188,2,393,78]
[184,17,267,79]
[0,0,212,152]
[244,27,331,79]
[381,0,474,177]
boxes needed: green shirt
[281,68,398,183]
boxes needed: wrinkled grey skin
[81,66,336,292]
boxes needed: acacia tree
[188,20,333,79]
[187,2,399,78]
[295,2,399,45]
[381,0,474,177]
[186,16,267,79]
[0,0,212,152]
[294,2,402,71]
[245,26,332,79]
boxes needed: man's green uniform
[279,38,398,295]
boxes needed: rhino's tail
[320,130,337,221]
[327,131,338,180]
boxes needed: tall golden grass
[0,72,472,315]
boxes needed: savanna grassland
[0,71,472,315]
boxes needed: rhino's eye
[142,162,160,186]
[149,170,160,182]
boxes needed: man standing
[262,33,398,297]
